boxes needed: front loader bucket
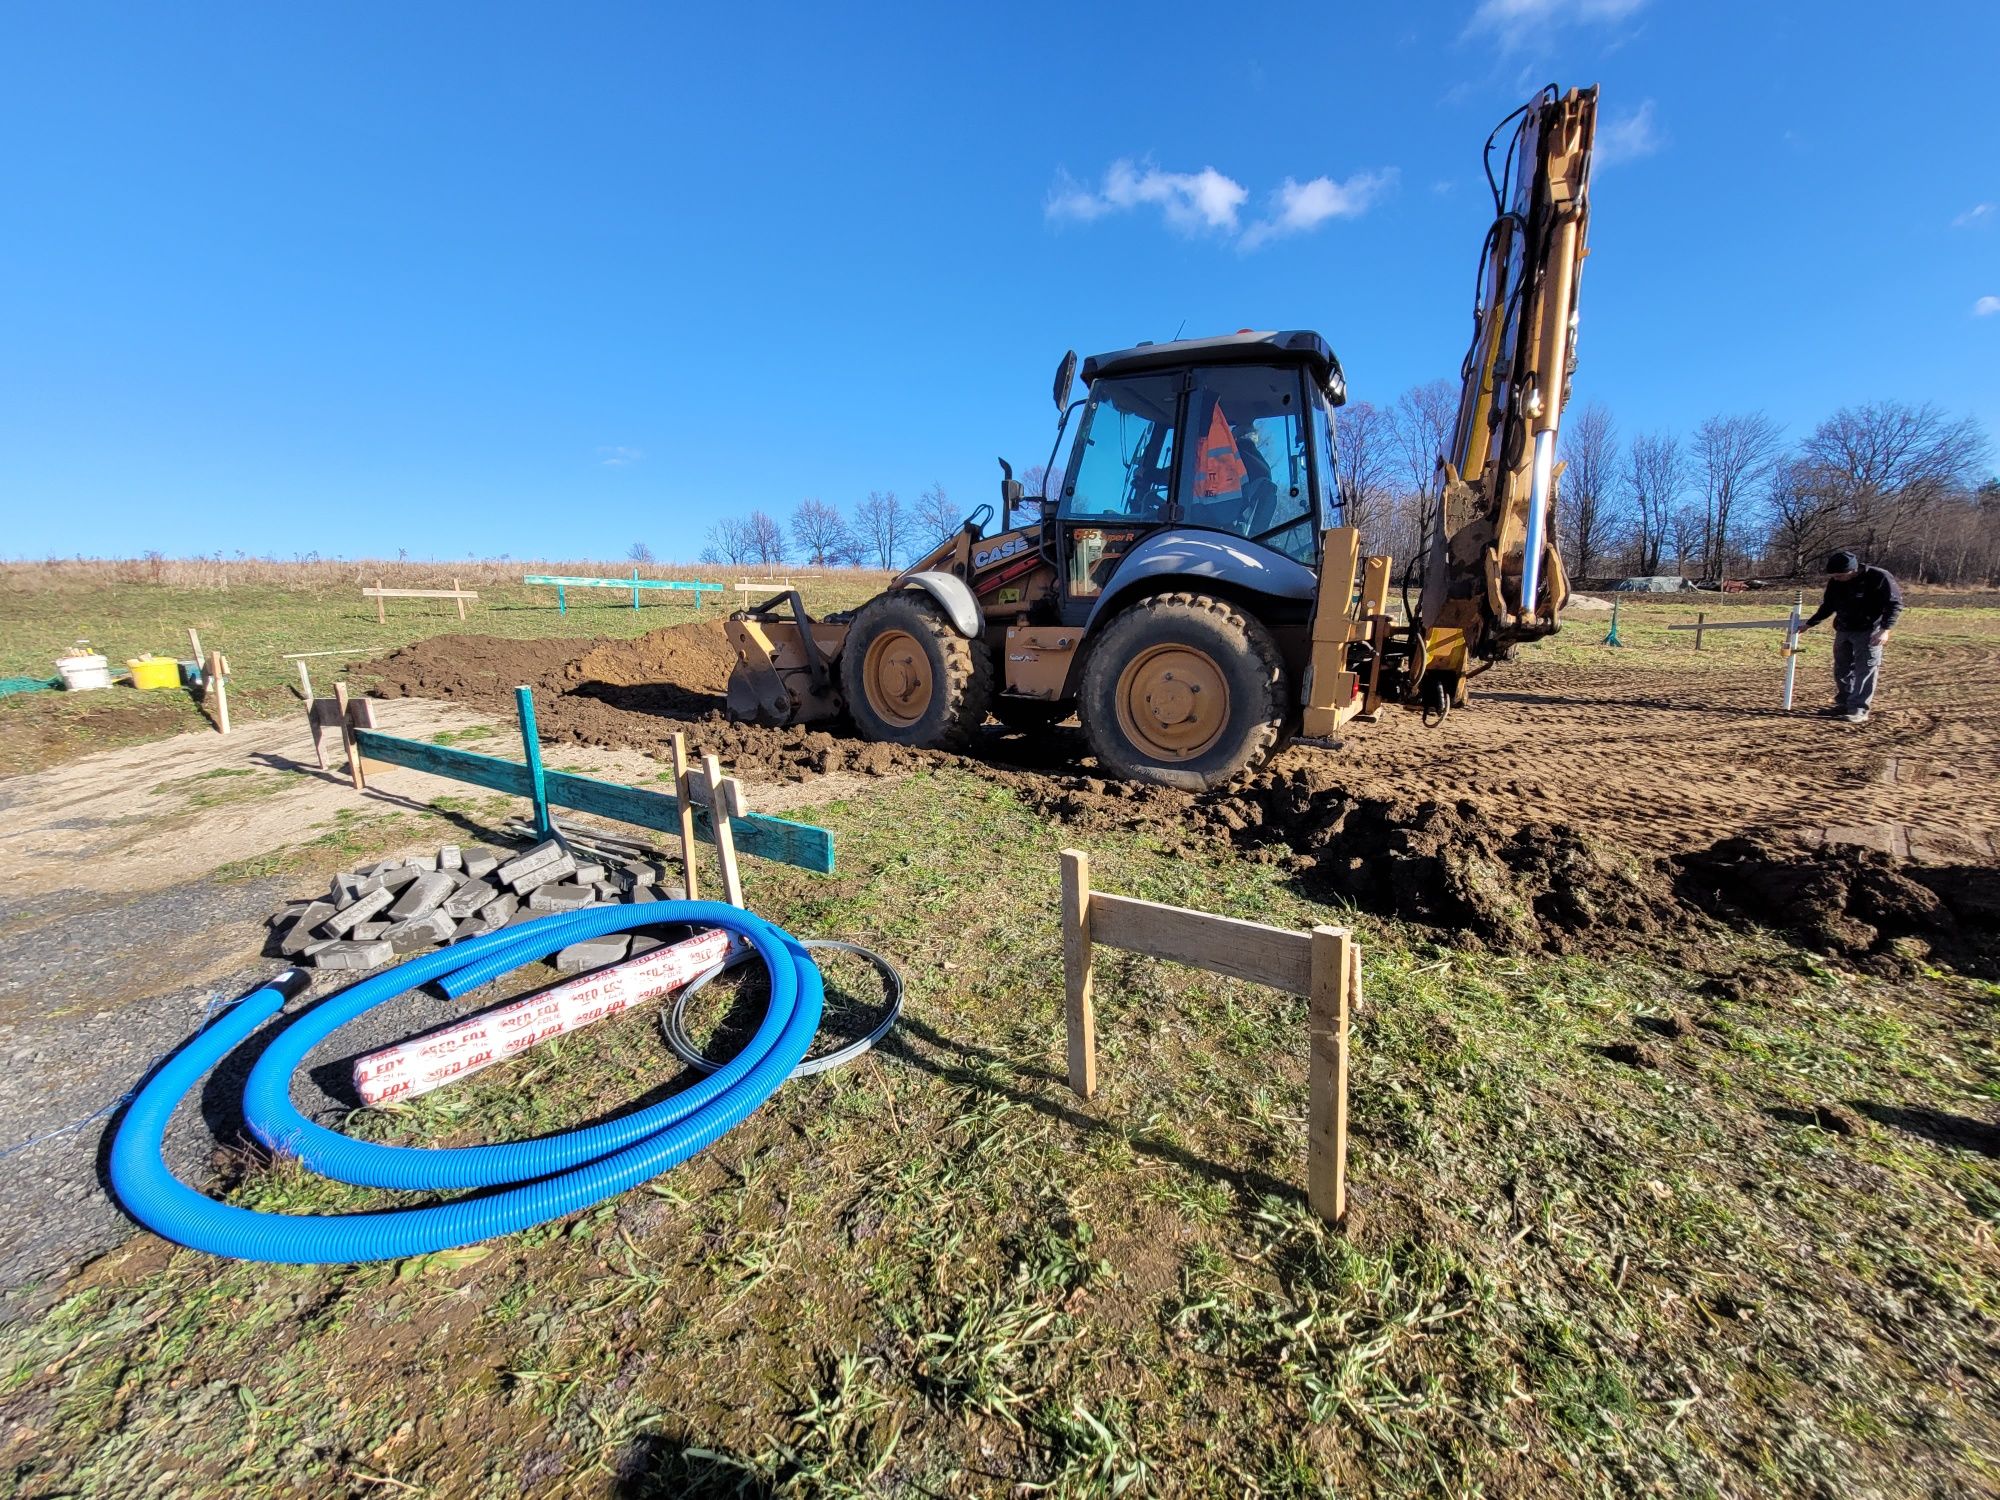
[723,592,848,728]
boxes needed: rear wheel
[840,592,992,748]
[1079,593,1287,790]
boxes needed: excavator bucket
[723,592,848,727]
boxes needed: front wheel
[1079,592,1287,791]
[839,592,992,749]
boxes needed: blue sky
[3,1,1996,563]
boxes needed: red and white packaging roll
[353,927,731,1104]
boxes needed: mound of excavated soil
[1008,765,1680,955]
[362,625,2000,973]
[1675,835,1999,977]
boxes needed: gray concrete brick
[556,935,630,972]
[438,844,463,872]
[462,847,500,880]
[312,940,394,970]
[352,921,392,941]
[378,865,422,895]
[630,884,658,904]
[477,891,519,926]
[441,877,499,920]
[385,910,456,952]
[573,863,606,886]
[628,934,664,955]
[331,872,365,904]
[388,871,456,920]
[508,854,578,896]
[280,901,338,954]
[527,882,595,913]
[498,838,568,886]
[270,899,314,927]
[320,886,395,937]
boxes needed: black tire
[991,699,1069,733]
[1079,592,1287,790]
[839,592,993,749]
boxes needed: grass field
[0,563,893,777]
[1,568,1995,1497]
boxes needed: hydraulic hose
[109,901,821,1264]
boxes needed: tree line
[1339,383,1998,585]
[693,484,965,570]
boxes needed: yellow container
[127,655,182,691]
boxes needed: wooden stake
[187,626,203,665]
[296,659,314,701]
[670,732,699,902]
[1694,611,1706,650]
[453,576,466,621]
[1060,849,1097,1099]
[334,682,364,790]
[376,577,386,624]
[206,650,231,735]
[701,752,743,907]
[307,698,331,771]
[1307,926,1352,1226]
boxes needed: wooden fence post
[453,577,466,622]
[701,752,744,907]
[1694,611,1706,650]
[334,682,364,789]
[671,732,700,901]
[1060,849,1097,1099]
[1308,925,1353,1226]
[296,659,314,701]
[376,578,387,624]
[205,651,231,736]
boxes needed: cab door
[1052,373,1182,624]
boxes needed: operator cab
[1043,331,1346,622]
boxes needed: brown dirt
[361,618,2000,971]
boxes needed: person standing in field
[1798,549,1902,724]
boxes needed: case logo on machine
[975,536,1028,568]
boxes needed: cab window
[1175,366,1316,566]
[1058,375,1178,523]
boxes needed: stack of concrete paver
[269,839,684,977]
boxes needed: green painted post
[1603,597,1624,647]
[631,568,640,611]
[556,583,566,616]
[515,685,552,837]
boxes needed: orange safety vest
[1195,402,1247,501]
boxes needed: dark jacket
[1804,565,1902,634]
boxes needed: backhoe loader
[725,85,1598,790]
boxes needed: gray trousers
[1833,629,1883,710]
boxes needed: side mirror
[1053,350,1079,412]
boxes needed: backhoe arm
[1416,84,1598,694]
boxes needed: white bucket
[55,654,112,691]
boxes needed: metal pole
[516,685,552,837]
[1782,592,1801,711]
[1519,429,1556,620]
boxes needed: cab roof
[1081,329,1345,404]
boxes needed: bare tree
[790,498,850,566]
[1763,457,1844,577]
[1692,412,1784,582]
[744,510,787,567]
[914,483,961,549]
[1668,503,1704,578]
[1624,432,1688,575]
[1557,402,1620,582]
[1795,401,1991,576]
[626,541,654,564]
[704,517,753,565]
[853,490,905,569]
[1334,400,1397,549]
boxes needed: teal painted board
[350,729,834,874]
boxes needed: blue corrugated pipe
[109,901,821,1264]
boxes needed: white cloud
[1240,170,1399,249]
[1954,202,1995,228]
[1466,0,1648,46]
[597,446,643,468]
[1975,296,2000,317]
[1050,161,1393,250]
[1047,159,1248,233]
[1595,99,1663,168]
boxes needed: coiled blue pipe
[109,901,821,1264]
